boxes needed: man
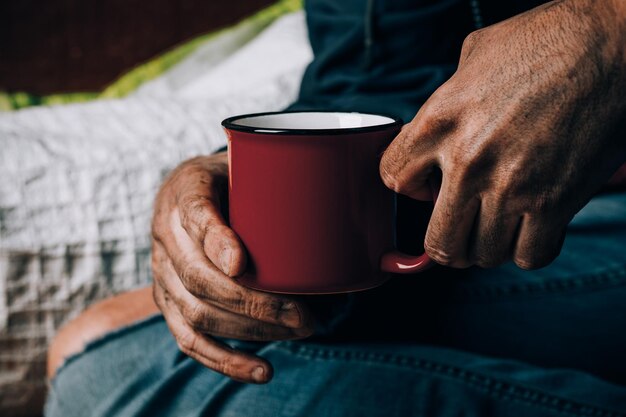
[47,0,626,415]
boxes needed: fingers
[176,178,247,277]
[468,197,523,268]
[426,189,566,270]
[150,154,313,385]
[153,241,309,330]
[423,174,480,268]
[153,155,246,278]
[382,122,480,268]
[426,190,565,270]
[154,244,312,340]
[176,189,247,278]
[152,157,309,329]
[382,118,565,270]
[381,115,481,268]
[153,283,273,384]
[513,215,567,270]
[382,135,566,270]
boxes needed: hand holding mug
[380,0,626,270]
[152,111,439,385]
[151,153,313,384]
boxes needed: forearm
[605,0,626,143]
[571,0,626,141]
[588,0,626,67]
[610,0,626,28]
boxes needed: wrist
[558,0,625,64]
[607,0,626,99]
[596,0,626,66]
[610,0,626,26]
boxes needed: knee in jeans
[47,287,158,379]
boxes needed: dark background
[0,0,274,94]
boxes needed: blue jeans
[46,192,626,416]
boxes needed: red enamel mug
[222,111,433,294]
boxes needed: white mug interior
[230,112,396,130]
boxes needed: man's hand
[151,152,313,384]
[380,0,626,269]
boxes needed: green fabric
[0,0,301,112]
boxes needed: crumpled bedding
[0,12,311,413]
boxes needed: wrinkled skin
[151,153,314,384]
[380,0,626,269]
[151,0,626,384]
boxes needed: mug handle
[380,180,439,274]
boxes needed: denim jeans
[45,192,626,417]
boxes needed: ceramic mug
[222,111,433,294]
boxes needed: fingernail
[279,301,302,328]
[251,366,266,383]
[219,249,232,275]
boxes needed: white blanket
[0,12,311,412]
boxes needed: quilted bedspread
[0,12,311,413]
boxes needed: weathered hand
[380,0,626,269]
[151,152,313,384]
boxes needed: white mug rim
[222,111,402,135]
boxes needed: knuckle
[151,253,160,277]
[212,283,246,310]
[182,302,211,329]
[390,177,413,196]
[529,192,558,213]
[176,329,199,355]
[179,195,212,230]
[151,248,168,275]
[461,29,483,53]
[379,169,399,192]
[516,245,560,270]
[179,262,202,291]
[424,241,455,267]
[379,153,400,192]
[380,157,417,197]
[513,257,539,270]
[151,214,166,243]
[409,100,459,148]
[243,297,276,322]
[152,284,165,310]
[424,239,471,268]
[513,254,549,271]
[215,356,237,377]
[419,100,455,133]
[423,117,450,139]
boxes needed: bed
[0,1,310,415]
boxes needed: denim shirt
[291,0,549,122]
